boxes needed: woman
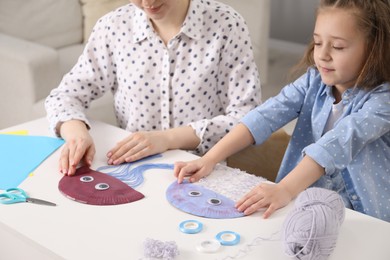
[45,0,261,175]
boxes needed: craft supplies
[0,187,56,206]
[196,240,221,253]
[179,220,203,234]
[143,238,179,260]
[178,219,240,255]
[282,187,345,260]
[96,154,174,188]
[166,164,265,219]
[166,180,244,219]
[0,134,64,189]
[215,231,241,246]
[58,166,144,205]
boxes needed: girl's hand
[59,120,95,176]
[173,158,215,184]
[106,131,170,165]
[235,182,293,218]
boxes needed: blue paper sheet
[0,134,64,189]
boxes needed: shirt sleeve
[304,85,390,175]
[241,71,315,145]
[188,13,262,154]
[45,15,117,136]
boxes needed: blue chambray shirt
[241,67,390,222]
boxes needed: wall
[270,0,319,45]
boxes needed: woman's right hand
[58,120,95,175]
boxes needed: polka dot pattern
[241,67,390,222]
[45,0,261,155]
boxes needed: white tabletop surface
[1,118,389,260]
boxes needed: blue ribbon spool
[215,231,241,246]
[179,220,203,234]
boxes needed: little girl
[174,0,390,222]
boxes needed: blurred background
[0,0,318,129]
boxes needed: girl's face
[313,8,367,92]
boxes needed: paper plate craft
[58,166,144,205]
[166,164,266,219]
[97,155,174,188]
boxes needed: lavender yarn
[143,238,179,260]
[282,187,345,260]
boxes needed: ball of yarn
[143,238,179,260]
[282,187,345,260]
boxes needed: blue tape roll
[215,231,241,246]
[179,220,203,234]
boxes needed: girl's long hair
[290,0,390,90]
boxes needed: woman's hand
[58,120,95,176]
[173,157,216,183]
[235,182,293,218]
[106,131,170,165]
[106,127,200,165]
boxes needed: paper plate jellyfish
[58,166,145,205]
[166,165,266,219]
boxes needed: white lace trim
[196,164,266,202]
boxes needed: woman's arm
[57,120,96,176]
[106,126,201,164]
[188,10,261,155]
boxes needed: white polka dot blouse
[45,0,261,155]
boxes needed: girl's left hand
[106,131,169,164]
[235,182,293,218]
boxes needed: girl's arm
[279,155,324,199]
[174,123,255,183]
[236,155,324,218]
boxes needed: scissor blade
[26,198,56,206]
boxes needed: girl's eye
[333,46,344,50]
[80,176,94,182]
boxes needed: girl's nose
[143,0,156,8]
[318,46,331,61]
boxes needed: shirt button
[351,195,358,200]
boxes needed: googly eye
[80,176,94,182]
[207,198,222,205]
[95,183,110,190]
[188,190,202,197]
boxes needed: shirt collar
[131,0,204,44]
[180,0,204,41]
[132,7,154,44]
[322,83,360,105]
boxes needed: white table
[1,118,389,260]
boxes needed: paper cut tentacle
[97,154,173,188]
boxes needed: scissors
[0,188,56,206]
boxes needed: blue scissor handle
[0,188,28,204]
